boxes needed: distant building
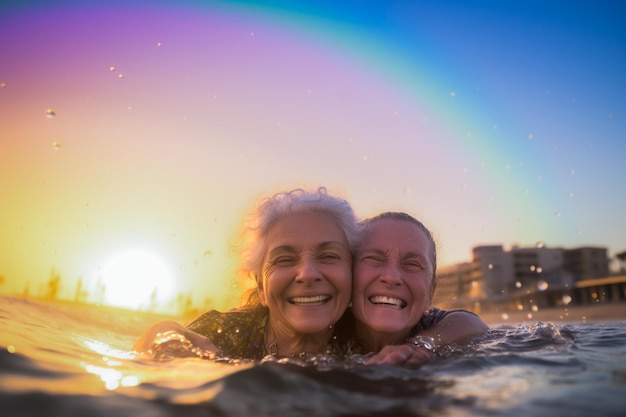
[433,244,621,313]
[435,262,471,309]
[564,247,610,281]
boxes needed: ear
[256,274,268,307]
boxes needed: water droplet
[83,200,89,206]
[216,328,223,334]
[516,303,524,311]
[403,186,412,195]
[537,281,548,291]
[531,305,538,312]
[568,192,574,198]
[530,265,536,272]
[45,109,56,118]
[528,133,533,140]
[203,250,212,258]
[526,313,533,319]
[537,267,543,273]
[0,82,7,88]
[555,211,561,217]
[536,241,544,248]
[450,91,456,97]
[501,313,509,320]
[562,295,572,305]
[488,264,493,269]
[569,169,576,175]
[523,188,529,194]
[118,74,124,79]
[156,41,162,47]
[51,141,61,150]
[250,32,255,37]
[515,281,522,288]
[180,265,186,271]
[7,345,15,353]
[537,175,543,181]
[109,66,116,72]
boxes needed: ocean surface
[1,296,625,417]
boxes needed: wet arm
[133,320,218,355]
[366,311,489,366]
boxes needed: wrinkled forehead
[361,218,431,253]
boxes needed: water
[1,296,625,417]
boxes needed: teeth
[369,295,406,308]
[290,295,330,305]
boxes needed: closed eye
[402,261,424,271]
[319,252,342,263]
[272,256,297,266]
[360,255,385,265]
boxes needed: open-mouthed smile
[368,295,407,309]
[288,295,331,305]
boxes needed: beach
[479,302,626,326]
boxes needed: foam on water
[1,296,625,417]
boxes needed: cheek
[352,268,365,294]
[352,265,373,291]
[411,277,431,300]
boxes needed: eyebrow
[359,248,429,263]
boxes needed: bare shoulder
[420,310,489,346]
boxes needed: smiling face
[352,217,435,345]
[257,211,352,338]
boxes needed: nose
[294,256,322,283]
[379,263,402,286]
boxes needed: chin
[365,312,407,332]
[291,321,334,334]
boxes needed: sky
[1,0,624,314]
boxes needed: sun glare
[99,248,175,311]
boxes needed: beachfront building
[433,244,619,313]
[436,245,515,313]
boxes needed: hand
[364,343,437,366]
[133,320,218,359]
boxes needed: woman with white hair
[134,187,360,360]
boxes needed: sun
[99,248,175,311]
